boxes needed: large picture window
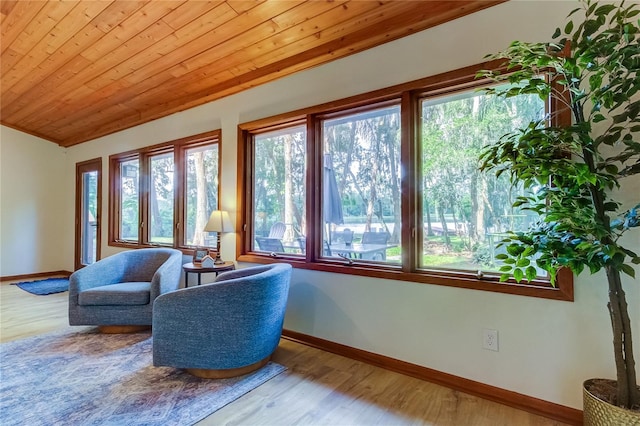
[109,130,220,251]
[251,125,307,255]
[419,87,545,277]
[237,61,573,300]
[321,104,401,263]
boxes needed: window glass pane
[252,126,306,254]
[120,159,139,241]
[80,171,98,265]
[322,105,401,263]
[149,153,174,244]
[185,144,219,247]
[420,86,545,275]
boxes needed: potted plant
[477,0,639,422]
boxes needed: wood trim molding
[282,329,583,426]
[0,271,72,283]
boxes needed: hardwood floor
[1,280,569,426]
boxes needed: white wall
[5,0,640,410]
[0,126,68,276]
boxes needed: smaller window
[149,151,174,245]
[118,157,140,242]
[183,143,219,247]
[109,130,221,251]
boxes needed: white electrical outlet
[483,328,499,351]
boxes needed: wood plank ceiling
[1,0,504,147]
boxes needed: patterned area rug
[0,329,286,426]
[12,278,69,295]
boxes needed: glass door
[75,158,102,270]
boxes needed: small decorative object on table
[192,248,209,265]
[200,254,215,268]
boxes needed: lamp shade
[203,210,234,233]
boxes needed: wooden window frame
[74,157,102,270]
[108,130,221,253]
[236,60,573,301]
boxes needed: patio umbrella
[323,153,343,245]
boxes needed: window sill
[237,254,574,301]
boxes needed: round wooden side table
[182,261,235,287]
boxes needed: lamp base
[214,252,224,265]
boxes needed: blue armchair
[68,248,183,332]
[152,263,292,378]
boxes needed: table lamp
[203,210,234,264]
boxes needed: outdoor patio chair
[268,221,286,239]
[361,231,389,245]
[256,237,285,253]
[323,240,332,256]
[296,237,306,254]
[331,228,354,245]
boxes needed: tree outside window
[420,87,545,276]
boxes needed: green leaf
[525,266,538,281]
[620,264,636,278]
[513,268,524,282]
[506,244,525,256]
[563,21,573,35]
[594,4,616,16]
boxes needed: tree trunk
[386,117,401,244]
[192,151,207,246]
[438,206,451,248]
[365,122,380,232]
[150,179,163,238]
[424,194,434,237]
[472,172,486,242]
[283,135,295,241]
[605,265,640,409]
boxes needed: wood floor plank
[0,279,570,425]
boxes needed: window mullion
[139,153,150,245]
[174,146,184,249]
[307,114,321,262]
[401,91,420,273]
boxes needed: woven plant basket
[583,379,640,426]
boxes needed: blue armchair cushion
[77,282,151,306]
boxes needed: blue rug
[12,278,69,295]
[0,329,286,425]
